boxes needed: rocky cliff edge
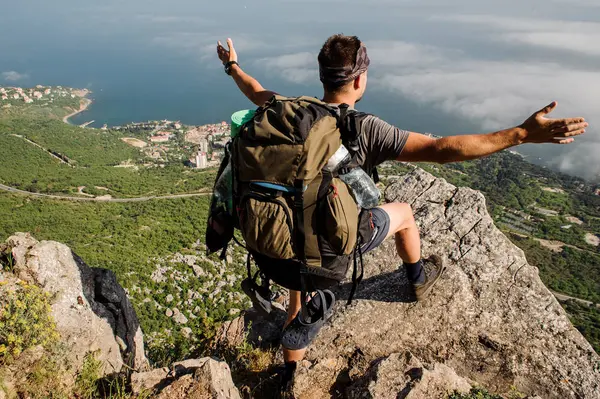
[286,168,600,398]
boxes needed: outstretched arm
[217,38,277,107]
[398,102,588,164]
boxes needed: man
[216,35,588,392]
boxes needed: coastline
[63,91,92,124]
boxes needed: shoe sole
[241,278,272,317]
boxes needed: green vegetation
[562,300,600,353]
[448,386,525,399]
[74,352,104,399]
[0,281,60,362]
[509,235,600,303]
[0,120,216,197]
[0,191,249,366]
[448,388,503,399]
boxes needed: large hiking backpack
[206,95,370,315]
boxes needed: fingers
[553,137,575,145]
[536,101,558,117]
[550,121,588,136]
[227,38,234,50]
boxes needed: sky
[1,0,598,180]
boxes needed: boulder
[131,367,171,395]
[292,169,600,398]
[131,357,241,399]
[5,233,149,375]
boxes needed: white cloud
[134,14,209,24]
[2,71,28,82]
[364,39,599,179]
[258,39,599,180]
[433,15,600,57]
[252,52,317,84]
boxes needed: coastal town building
[149,135,169,143]
[195,151,208,169]
[200,139,209,153]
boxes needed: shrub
[0,281,60,363]
[449,388,503,399]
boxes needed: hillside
[2,168,599,398]
[0,85,598,373]
[0,87,245,364]
[0,86,218,198]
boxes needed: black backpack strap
[292,178,311,324]
[346,236,365,305]
[371,167,380,184]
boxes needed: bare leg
[281,203,420,365]
[378,202,421,263]
[283,290,306,363]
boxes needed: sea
[1,0,599,180]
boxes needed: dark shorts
[359,207,391,254]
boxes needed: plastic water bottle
[214,162,233,215]
[325,145,380,209]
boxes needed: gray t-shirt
[330,105,410,172]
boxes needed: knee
[395,202,415,222]
[390,202,416,230]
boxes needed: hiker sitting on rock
[214,34,588,395]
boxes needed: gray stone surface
[133,358,241,399]
[5,233,149,375]
[292,169,600,399]
[131,367,170,394]
[345,351,472,399]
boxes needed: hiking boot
[412,254,446,301]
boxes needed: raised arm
[217,38,277,107]
[398,102,588,164]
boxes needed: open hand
[520,102,588,144]
[216,38,238,65]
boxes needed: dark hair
[318,34,362,92]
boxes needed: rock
[192,265,205,277]
[131,367,171,395]
[344,351,472,399]
[5,234,149,375]
[166,294,174,303]
[115,336,128,352]
[166,308,174,317]
[216,317,246,348]
[173,308,188,324]
[173,358,208,374]
[155,358,241,399]
[292,169,600,399]
[132,358,241,399]
[181,327,193,339]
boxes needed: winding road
[0,183,210,202]
[551,290,600,309]
[3,182,597,309]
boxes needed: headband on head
[319,44,370,88]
